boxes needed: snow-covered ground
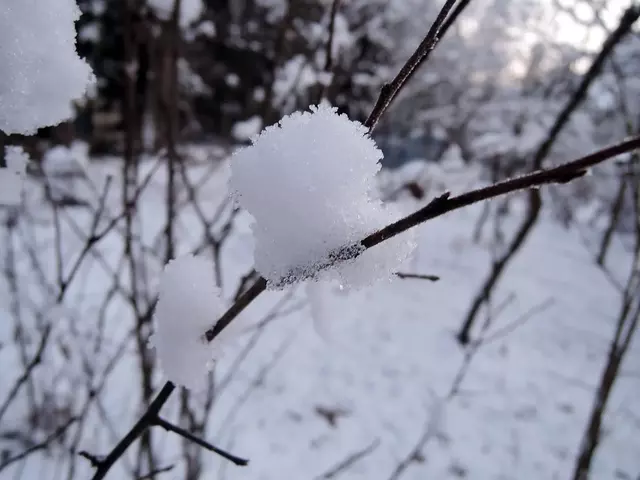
[0,151,638,480]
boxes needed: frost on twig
[151,254,240,390]
[229,103,416,290]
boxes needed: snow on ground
[0,150,638,480]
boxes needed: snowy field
[1,151,638,480]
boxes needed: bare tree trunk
[457,6,640,345]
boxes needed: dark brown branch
[364,0,464,130]
[533,6,640,171]
[363,135,640,249]
[399,0,474,97]
[471,297,555,347]
[439,0,473,37]
[395,273,440,282]
[153,416,248,466]
[204,276,268,342]
[91,382,175,480]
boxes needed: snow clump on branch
[0,0,95,135]
[151,254,238,390]
[229,103,416,289]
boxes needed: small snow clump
[232,116,263,142]
[0,146,29,205]
[229,103,416,289]
[0,0,95,135]
[151,254,236,390]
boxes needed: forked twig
[153,416,248,466]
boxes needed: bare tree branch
[314,439,380,480]
[153,416,248,466]
[364,0,470,130]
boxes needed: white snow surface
[0,0,94,134]
[151,254,238,390]
[0,152,638,480]
[229,104,416,289]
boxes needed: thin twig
[362,135,640,249]
[314,439,380,479]
[91,383,175,480]
[136,464,174,480]
[204,276,268,342]
[153,417,248,466]
[395,272,440,282]
[0,326,51,422]
[364,0,463,130]
[473,297,555,346]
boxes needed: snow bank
[229,103,416,289]
[0,0,94,135]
